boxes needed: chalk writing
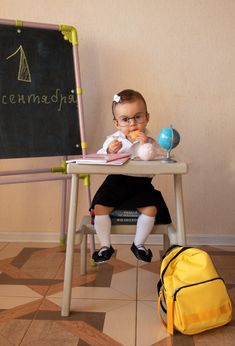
[6,45,31,82]
[0,88,77,112]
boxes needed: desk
[61,160,188,316]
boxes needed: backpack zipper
[173,277,224,301]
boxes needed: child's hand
[135,131,148,144]
[108,139,122,153]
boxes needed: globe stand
[160,149,177,163]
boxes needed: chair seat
[75,215,177,275]
[76,215,170,235]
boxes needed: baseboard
[109,234,235,246]
[0,232,235,246]
[0,232,60,243]
[184,234,235,246]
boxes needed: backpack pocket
[171,277,232,335]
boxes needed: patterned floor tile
[136,300,169,345]
[0,284,42,298]
[49,285,134,300]
[103,300,136,346]
[0,242,234,346]
[110,267,137,299]
[137,267,159,301]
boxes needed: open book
[66,153,130,165]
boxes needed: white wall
[1,0,235,243]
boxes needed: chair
[76,212,178,275]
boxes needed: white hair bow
[113,94,121,102]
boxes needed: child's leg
[134,213,155,246]
[94,204,113,248]
[134,206,157,246]
[92,204,114,263]
[131,206,157,262]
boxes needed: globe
[157,126,180,162]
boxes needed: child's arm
[97,137,122,154]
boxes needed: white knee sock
[134,214,155,246]
[94,214,111,248]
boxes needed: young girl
[90,89,171,263]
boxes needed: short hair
[112,89,148,117]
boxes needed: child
[90,89,171,263]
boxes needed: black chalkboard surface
[0,23,82,158]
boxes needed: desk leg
[174,174,186,245]
[61,174,79,316]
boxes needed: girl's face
[113,99,149,137]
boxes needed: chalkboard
[0,22,82,159]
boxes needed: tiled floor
[0,242,234,345]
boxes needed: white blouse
[97,130,156,158]
[97,130,156,178]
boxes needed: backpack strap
[161,244,181,261]
[161,247,191,286]
[157,245,181,295]
[157,246,192,296]
[157,278,163,295]
[166,296,174,335]
[157,291,174,335]
[157,291,168,329]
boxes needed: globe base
[160,150,177,163]
[160,157,177,163]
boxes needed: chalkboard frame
[0,19,86,159]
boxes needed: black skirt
[90,175,172,224]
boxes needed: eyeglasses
[115,112,148,127]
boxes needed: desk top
[66,159,188,175]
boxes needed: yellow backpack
[157,245,232,335]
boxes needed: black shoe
[131,243,153,262]
[92,246,115,263]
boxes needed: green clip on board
[0,20,84,159]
